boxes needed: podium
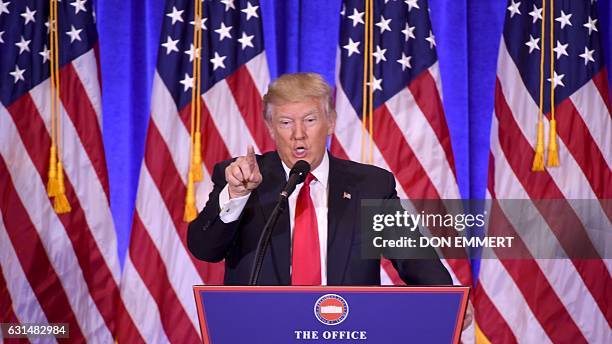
[193,286,469,343]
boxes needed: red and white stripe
[332,54,473,289]
[474,39,612,343]
[0,48,139,341]
[118,52,271,343]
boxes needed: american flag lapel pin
[343,192,351,199]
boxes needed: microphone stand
[248,194,288,285]
[248,159,309,285]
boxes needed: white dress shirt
[218,152,330,285]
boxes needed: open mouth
[293,146,307,158]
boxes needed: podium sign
[193,286,469,343]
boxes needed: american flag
[331,0,473,290]
[117,0,271,342]
[0,0,136,341]
[475,0,611,342]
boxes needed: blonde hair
[263,72,336,121]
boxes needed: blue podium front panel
[193,286,469,344]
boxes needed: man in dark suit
[187,73,452,286]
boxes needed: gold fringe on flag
[367,0,374,165]
[54,162,72,213]
[474,321,492,344]
[48,0,71,213]
[532,0,561,171]
[183,171,197,222]
[547,118,559,166]
[185,0,204,221]
[546,0,559,167]
[47,146,59,196]
[47,0,59,197]
[532,121,545,171]
[191,0,204,182]
[360,0,374,164]
[192,132,203,180]
[531,0,547,172]
[360,0,370,163]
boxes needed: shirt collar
[281,150,329,187]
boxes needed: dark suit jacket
[187,151,452,285]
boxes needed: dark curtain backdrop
[96,0,612,266]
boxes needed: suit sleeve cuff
[218,184,250,223]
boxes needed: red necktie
[291,173,321,285]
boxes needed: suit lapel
[254,152,291,284]
[326,155,357,285]
[254,152,358,285]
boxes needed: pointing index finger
[246,145,261,177]
[246,145,257,166]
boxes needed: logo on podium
[314,294,349,325]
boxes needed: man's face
[266,98,335,170]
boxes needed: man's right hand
[225,146,263,199]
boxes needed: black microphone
[280,160,311,198]
[249,160,311,285]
